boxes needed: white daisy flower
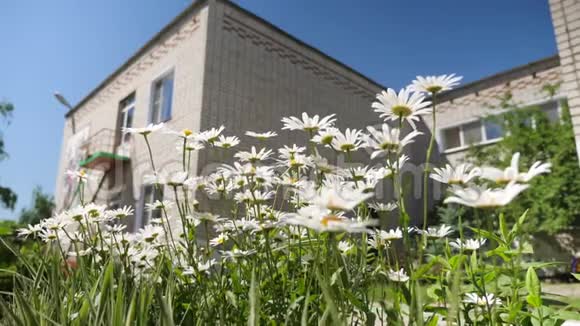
[122,123,164,136]
[410,74,463,94]
[245,130,278,140]
[234,146,272,163]
[386,154,410,172]
[205,178,235,196]
[444,182,529,208]
[281,112,336,133]
[285,206,376,233]
[145,200,172,212]
[300,181,373,211]
[431,163,481,185]
[463,292,502,306]
[278,144,306,159]
[331,128,363,152]
[198,125,225,143]
[184,141,204,152]
[368,202,397,212]
[220,249,257,261]
[66,169,94,183]
[311,127,340,146]
[105,224,127,233]
[234,189,273,204]
[418,224,453,239]
[209,233,229,247]
[372,87,431,129]
[364,124,422,159]
[135,224,164,243]
[278,153,313,170]
[108,205,134,219]
[166,171,189,187]
[450,238,487,251]
[337,241,354,255]
[16,224,43,238]
[480,152,551,184]
[374,228,403,241]
[164,128,197,139]
[386,268,409,282]
[214,135,240,149]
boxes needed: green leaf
[97,261,114,318]
[572,273,580,281]
[248,268,259,326]
[0,295,24,326]
[124,290,137,326]
[426,314,439,326]
[469,227,504,245]
[513,210,529,235]
[330,267,343,286]
[156,288,175,326]
[526,267,542,308]
[499,212,509,242]
[315,269,340,324]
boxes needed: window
[541,101,560,123]
[440,119,498,151]
[462,121,482,145]
[149,71,174,123]
[442,126,461,150]
[439,99,562,152]
[141,185,163,227]
[119,93,135,144]
[484,120,504,141]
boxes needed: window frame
[149,69,175,124]
[136,184,164,229]
[437,96,564,154]
[119,92,136,144]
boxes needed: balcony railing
[79,128,129,170]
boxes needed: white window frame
[136,184,163,229]
[120,93,136,144]
[149,69,175,124]
[437,96,565,154]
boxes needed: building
[55,0,430,230]
[55,0,580,231]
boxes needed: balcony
[79,128,129,170]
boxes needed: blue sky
[0,0,556,220]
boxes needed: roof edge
[437,55,561,103]
[217,0,389,92]
[65,0,209,118]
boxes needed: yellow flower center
[321,135,333,145]
[427,85,443,93]
[380,142,398,151]
[183,129,193,136]
[340,144,355,152]
[391,105,412,117]
[321,215,342,226]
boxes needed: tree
[19,186,55,225]
[465,87,580,233]
[0,101,16,210]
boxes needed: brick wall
[550,0,580,161]
[432,60,562,164]
[197,0,435,221]
[55,4,210,216]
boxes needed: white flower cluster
[22,73,551,317]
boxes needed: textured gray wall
[198,0,433,222]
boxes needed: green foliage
[0,100,16,210]
[19,186,55,225]
[467,89,580,233]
